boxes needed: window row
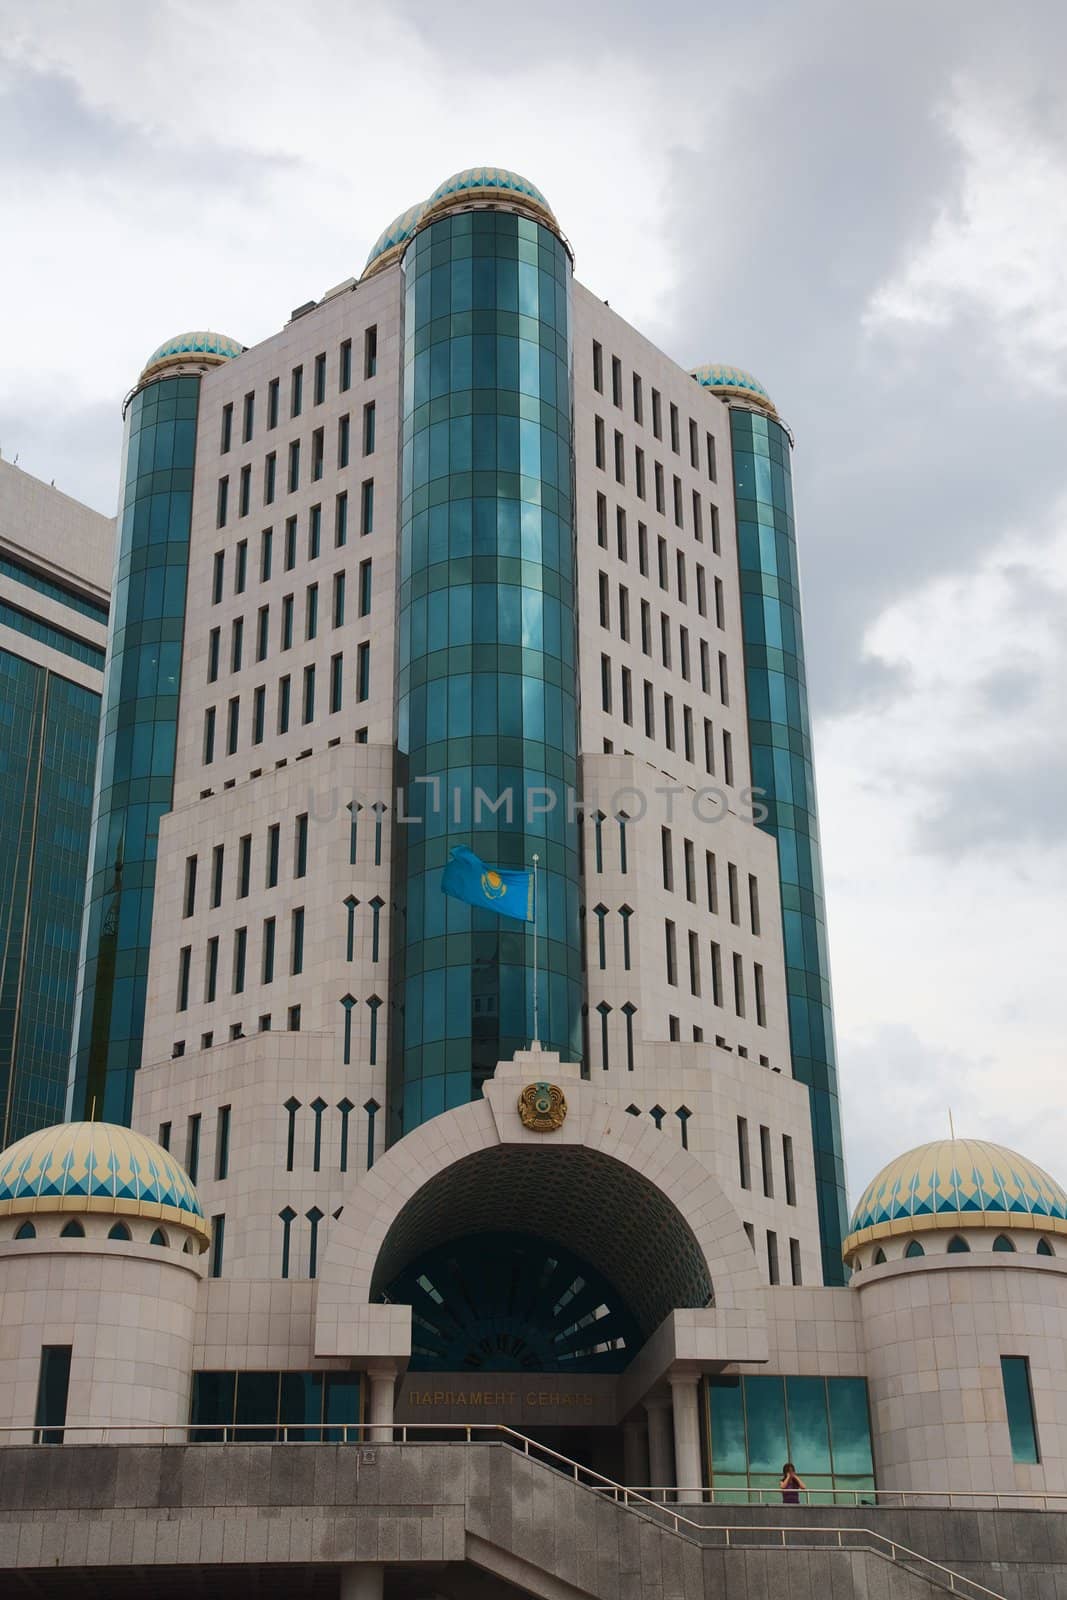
[595,494,721,587]
[742,1224,802,1286]
[217,428,376,528]
[201,645,371,760]
[213,486,375,586]
[737,1118,798,1206]
[659,834,761,931]
[176,908,307,1009]
[172,1006,304,1056]
[622,1100,693,1149]
[598,565,727,643]
[598,655,734,781]
[218,326,377,456]
[663,923,767,1023]
[282,1094,381,1176]
[591,340,717,481]
[206,563,372,682]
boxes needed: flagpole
[531,853,540,1048]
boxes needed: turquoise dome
[363,201,428,277]
[141,331,245,383]
[690,364,775,413]
[843,1138,1067,1257]
[424,166,553,217]
[0,1121,209,1245]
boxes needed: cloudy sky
[2,0,1064,1199]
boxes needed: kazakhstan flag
[441,846,535,923]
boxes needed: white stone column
[644,1392,674,1502]
[623,1415,650,1490]
[669,1373,703,1504]
[366,1367,396,1442]
[339,1565,384,1600]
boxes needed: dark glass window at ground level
[34,1345,72,1445]
[706,1374,874,1504]
[388,209,582,1143]
[190,1369,361,1441]
[67,374,200,1125]
[729,407,848,1285]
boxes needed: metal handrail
[0,1420,1007,1597]
[615,1483,1067,1511]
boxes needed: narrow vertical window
[359,558,372,616]
[335,490,348,546]
[290,364,303,418]
[177,946,191,1012]
[288,439,300,493]
[212,550,225,603]
[314,351,326,405]
[737,1116,751,1189]
[307,1206,323,1279]
[688,930,700,996]
[267,377,280,429]
[205,937,219,1003]
[710,501,721,554]
[266,823,280,887]
[760,1125,774,1197]
[710,941,723,1006]
[210,844,225,908]
[302,663,315,723]
[279,1206,295,1279]
[237,835,252,898]
[183,855,198,917]
[749,874,761,935]
[363,400,376,455]
[722,728,734,787]
[215,1106,231,1180]
[308,504,322,560]
[262,916,276,983]
[622,1003,636,1072]
[277,674,290,734]
[295,812,308,878]
[664,919,677,986]
[220,403,233,453]
[732,951,745,1017]
[242,390,254,443]
[1001,1357,1040,1463]
[330,652,343,713]
[619,906,632,970]
[226,696,239,754]
[754,962,767,1026]
[33,1346,72,1445]
[333,570,346,627]
[789,1238,802,1286]
[210,1215,225,1279]
[338,1097,354,1172]
[364,1098,380,1170]
[291,906,305,974]
[264,453,276,504]
[367,995,381,1065]
[239,463,251,517]
[216,475,229,529]
[339,338,352,392]
[305,582,319,640]
[186,1113,201,1183]
[705,850,718,913]
[363,324,377,379]
[311,427,324,481]
[661,826,673,891]
[783,1135,797,1206]
[592,339,603,392]
[357,641,370,701]
[232,926,247,994]
[281,593,294,649]
[728,863,740,925]
[230,615,243,671]
[767,1231,780,1286]
[337,413,351,468]
[256,604,269,662]
[360,478,374,535]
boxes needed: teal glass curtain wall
[0,652,100,1143]
[730,407,848,1284]
[67,374,200,1124]
[389,210,582,1142]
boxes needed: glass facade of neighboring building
[67,374,200,1125]
[389,209,582,1142]
[0,651,101,1144]
[730,406,849,1284]
[705,1374,875,1504]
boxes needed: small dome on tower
[690,363,776,414]
[140,331,245,384]
[0,1122,210,1248]
[363,201,429,279]
[843,1137,1067,1258]
[422,167,556,227]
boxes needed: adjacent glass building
[0,462,112,1144]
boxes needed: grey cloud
[0,399,121,518]
[914,744,1067,857]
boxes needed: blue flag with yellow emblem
[441,846,534,923]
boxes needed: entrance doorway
[518,1424,623,1483]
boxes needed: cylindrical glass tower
[67,332,243,1124]
[388,171,583,1143]
[694,366,849,1284]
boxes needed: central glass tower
[388,174,583,1142]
